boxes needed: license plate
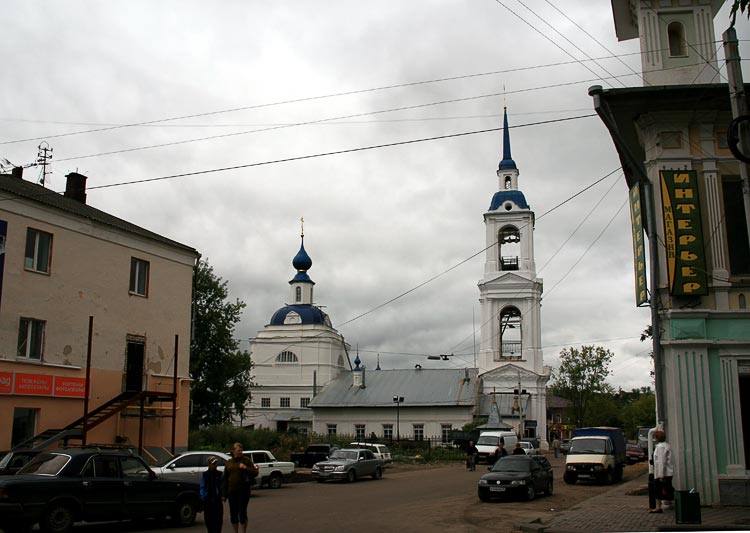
[490,487,506,492]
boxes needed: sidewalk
[536,472,750,532]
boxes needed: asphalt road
[65,455,648,533]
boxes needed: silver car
[152,451,230,483]
[311,448,384,483]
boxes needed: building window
[275,351,299,363]
[129,258,149,296]
[11,408,37,448]
[300,397,310,408]
[17,318,45,360]
[667,21,687,57]
[327,424,337,436]
[261,398,271,408]
[723,178,750,275]
[280,397,290,408]
[413,424,424,441]
[24,228,52,273]
[355,424,366,440]
[441,424,452,443]
[295,286,302,302]
[383,424,393,440]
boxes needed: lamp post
[392,396,404,442]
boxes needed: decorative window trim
[275,351,299,363]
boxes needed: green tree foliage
[190,259,253,428]
[551,345,614,427]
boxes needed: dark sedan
[477,455,553,502]
[0,448,201,533]
[0,450,40,476]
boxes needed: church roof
[497,107,517,171]
[489,190,529,210]
[269,304,330,326]
[309,368,478,408]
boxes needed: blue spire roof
[498,107,517,171]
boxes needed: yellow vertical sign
[659,170,708,296]
[629,183,648,306]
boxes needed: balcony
[500,256,519,271]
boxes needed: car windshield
[569,438,606,455]
[329,450,358,461]
[0,451,12,468]
[18,453,70,475]
[491,457,530,473]
[638,428,650,438]
[476,436,498,446]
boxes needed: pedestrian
[222,442,258,533]
[552,436,561,459]
[650,429,674,513]
[466,440,478,471]
[200,456,224,533]
[494,441,508,463]
[512,442,526,455]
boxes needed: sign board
[629,183,648,306]
[660,170,708,296]
[0,372,86,398]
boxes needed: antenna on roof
[36,141,53,187]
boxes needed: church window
[667,21,687,57]
[723,178,750,275]
[413,424,424,441]
[498,226,520,271]
[280,397,291,408]
[300,397,310,408]
[327,424,337,436]
[261,398,271,408]
[504,175,512,189]
[283,311,302,325]
[295,286,302,302]
[337,354,345,367]
[355,424,366,440]
[276,350,299,363]
[497,306,522,361]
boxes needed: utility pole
[36,141,53,187]
[723,27,750,242]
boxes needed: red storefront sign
[0,372,12,394]
[14,373,53,396]
[53,376,86,398]
[0,373,86,398]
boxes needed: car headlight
[566,465,575,471]
[478,479,489,486]
[593,464,603,471]
[510,480,526,485]
[311,465,319,472]
[334,465,346,472]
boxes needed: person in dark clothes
[222,443,257,533]
[466,440,479,471]
[512,442,526,455]
[200,456,223,533]
[494,442,508,463]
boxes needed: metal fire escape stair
[15,390,176,450]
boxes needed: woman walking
[222,442,258,533]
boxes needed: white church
[243,109,549,446]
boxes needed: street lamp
[392,396,404,442]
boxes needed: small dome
[490,190,529,210]
[270,304,331,326]
[292,241,312,272]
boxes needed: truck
[563,427,626,485]
[290,444,339,468]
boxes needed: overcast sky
[3,1,749,391]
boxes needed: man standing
[200,456,223,533]
[466,440,479,471]
[552,436,561,459]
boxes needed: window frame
[382,424,393,440]
[327,424,337,436]
[300,397,310,408]
[260,397,271,408]
[129,257,150,297]
[17,318,45,361]
[413,424,424,441]
[24,228,53,274]
[355,424,366,440]
[279,397,291,408]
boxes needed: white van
[475,431,518,463]
[350,442,392,464]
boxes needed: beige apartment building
[0,169,198,456]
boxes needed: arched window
[668,21,687,57]
[504,175,512,189]
[740,293,747,309]
[498,306,522,361]
[276,351,299,363]
[295,286,302,302]
[498,226,520,271]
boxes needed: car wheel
[546,478,553,495]
[268,473,283,489]
[372,467,383,480]
[604,468,614,485]
[171,497,197,527]
[346,469,357,483]
[40,503,75,533]
[526,485,536,501]
[614,465,623,483]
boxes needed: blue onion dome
[292,238,312,272]
[354,354,361,369]
[270,305,331,326]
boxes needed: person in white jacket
[651,429,674,513]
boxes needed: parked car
[626,444,646,464]
[243,450,295,489]
[349,442,393,464]
[0,449,40,476]
[311,448,384,483]
[290,444,339,468]
[520,438,540,454]
[477,455,553,502]
[0,448,201,533]
[560,439,571,455]
[517,441,536,455]
[152,451,230,483]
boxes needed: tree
[190,258,253,428]
[551,345,614,427]
[730,0,750,27]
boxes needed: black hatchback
[477,455,553,501]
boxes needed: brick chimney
[64,172,87,204]
[11,167,23,179]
